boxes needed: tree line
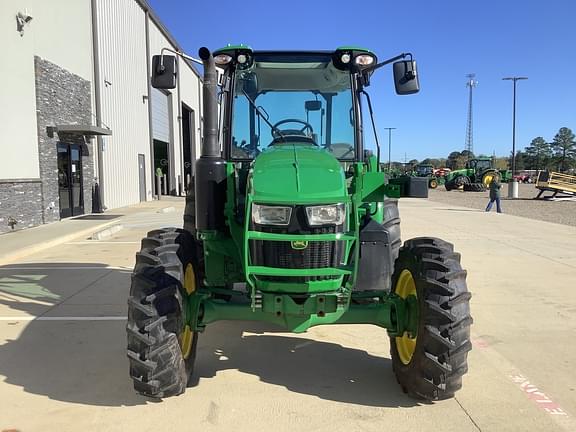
[405,126,576,173]
[519,127,576,172]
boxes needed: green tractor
[414,163,444,189]
[127,46,472,401]
[445,157,501,191]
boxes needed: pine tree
[524,137,552,170]
[551,127,576,172]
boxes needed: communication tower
[465,73,478,155]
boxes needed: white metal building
[0,0,202,233]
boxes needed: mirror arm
[364,52,413,74]
[158,47,203,73]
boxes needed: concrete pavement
[0,197,575,431]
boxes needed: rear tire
[481,170,499,187]
[390,237,472,400]
[127,228,201,398]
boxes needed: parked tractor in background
[445,157,508,191]
[414,163,444,189]
[126,45,471,402]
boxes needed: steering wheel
[271,119,314,139]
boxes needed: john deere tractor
[127,46,472,401]
[445,157,501,191]
[414,163,443,189]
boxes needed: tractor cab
[466,158,493,171]
[226,50,356,162]
[415,164,434,177]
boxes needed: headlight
[252,204,292,225]
[214,54,233,65]
[355,54,375,66]
[306,204,346,226]
[340,53,351,64]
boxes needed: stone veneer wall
[34,56,93,223]
[0,180,43,234]
[0,58,93,234]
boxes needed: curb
[157,206,176,214]
[0,220,118,266]
[91,224,124,240]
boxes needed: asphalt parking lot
[1,198,575,432]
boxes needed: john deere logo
[291,240,308,250]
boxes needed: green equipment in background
[414,163,445,189]
[445,157,509,191]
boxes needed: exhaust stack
[198,47,220,158]
[194,47,226,231]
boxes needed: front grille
[250,210,345,282]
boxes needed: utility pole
[383,127,396,173]
[502,76,528,198]
[465,74,478,158]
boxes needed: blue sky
[149,0,576,162]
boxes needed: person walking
[485,177,502,213]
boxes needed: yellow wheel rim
[180,325,193,360]
[180,263,196,358]
[395,269,418,365]
[483,173,496,186]
[184,263,196,295]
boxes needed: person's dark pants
[485,197,502,213]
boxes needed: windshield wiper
[241,90,286,142]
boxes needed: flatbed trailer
[535,171,576,199]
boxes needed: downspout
[176,56,184,195]
[145,11,155,199]
[195,74,202,164]
[91,0,105,208]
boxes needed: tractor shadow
[0,262,147,407]
[193,321,419,408]
[0,263,418,408]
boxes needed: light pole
[502,76,528,198]
[383,127,396,173]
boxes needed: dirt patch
[428,183,576,227]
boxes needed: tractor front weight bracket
[189,290,416,335]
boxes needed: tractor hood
[250,145,347,204]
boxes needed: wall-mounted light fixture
[16,10,33,36]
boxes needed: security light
[16,10,33,36]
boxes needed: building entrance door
[58,143,84,218]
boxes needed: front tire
[127,228,201,398]
[390,237,472,400]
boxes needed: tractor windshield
[475,159,492,171]
[416,165,433,176]
[230,53,355,160]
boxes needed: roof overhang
[47,125,112,138]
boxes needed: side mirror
[151,55,177,89]
[305,100,322,111]
[393,60,419,95]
